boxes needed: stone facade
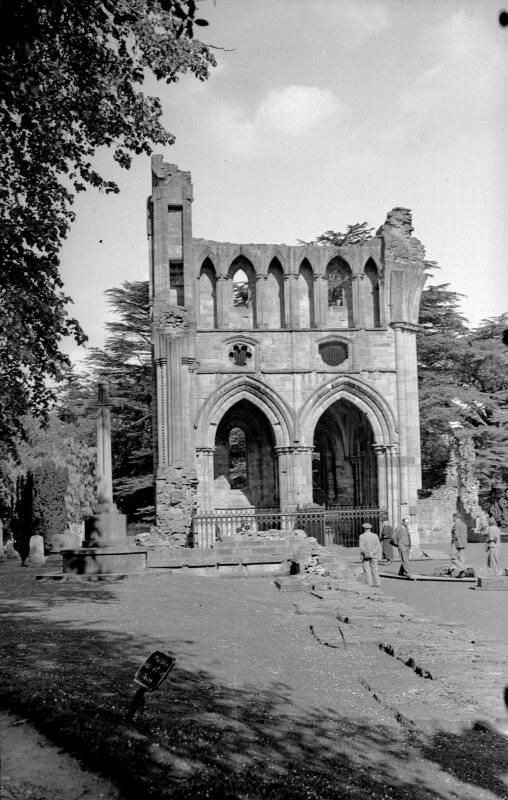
[148,156,427,544]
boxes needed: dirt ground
[0,549,507,799]
[378,542,508,644]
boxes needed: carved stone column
[372,444,388,512]
[274,445,313,510]
[385,444,400,526]
[292,446,314,508]
[195,447,215,510]
[216,275,227,328]
[351,274,363,328]
[282,274,297,328]
[315,275,328,329]
[275,447,294,511]
[154,357,168,469]
[256,274,268,328]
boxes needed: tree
[417,283,508,500]
[81,281,153,521]
[465,314,508,502]
[0,0,215,447]
[298,222,374,247]
[8,410,96,551]
[416,282,474,488]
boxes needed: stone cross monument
[95,382,116,513]
[60,383,147,575]
[85,382,125,545]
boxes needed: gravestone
[4,540,20,561]
[27,535,46,565]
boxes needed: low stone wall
[143,530,322,576]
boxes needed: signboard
[134,651,175,692]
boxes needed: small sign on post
[127,651,175,722]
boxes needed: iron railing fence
[190,507,385,549]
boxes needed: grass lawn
[1,561,507,800]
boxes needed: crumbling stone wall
[418,430,488,543]
[453,430,488,539]
[155,463,198,546]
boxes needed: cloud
[257,85,342,135]
[210,106,255,156]
[398,9,507,134]
[315,0,389,49]
[210,85,344,156]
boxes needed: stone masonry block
[477,576,508,590]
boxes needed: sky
[59,0,508,363]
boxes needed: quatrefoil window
[229,344,253,367]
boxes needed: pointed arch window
[266,258,285,328]
[233,268,249,307]
[229,256,256,329]
[364,259,381,327]
[296,259,315,328]
[228,427,247,489]
[326,257,354,327]
[198,257,217,328]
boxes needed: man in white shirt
[359,522,382,587]
[486,516,502,576]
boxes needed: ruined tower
[148,156,426,545]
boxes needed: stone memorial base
[476,575,508,590]
[61,546,147,576]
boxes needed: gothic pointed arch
[213,399,279,508]
[228,255,257,328]
[265,257,285,328]
[326,257,354,327]
[198,257,217,328]
[195,375,294,449]
[297,375,397,446]
[296,258,315,328]
[363,258,381,328]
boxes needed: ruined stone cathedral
[148,156,426,542]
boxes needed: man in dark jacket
[392,517,414,579]
[380,518,394,562]
[451,512,468,576]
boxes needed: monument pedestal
[58,384,147,578]
[62,511,147,576]
[62,545,147,575]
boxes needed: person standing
[485,516,502,576]
[359,522,382,587]
[380,517,394,562]
[451,512,468,576]
[392,517,414,579]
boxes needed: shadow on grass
[422,728,508,800]
[0,567,507,799]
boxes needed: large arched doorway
[213,400,279,508]
[312,398,377,507]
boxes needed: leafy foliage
[31,462,69,546]
[0,0,215,446]
[82,281,153,521]
[10,412,96,548]
[417,283,473,488]
[298,222,374,247]
[417,281,508,498]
